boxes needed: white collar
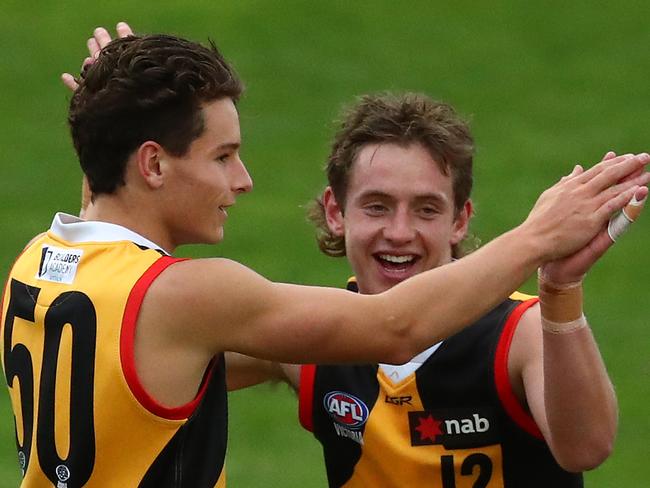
[379,341,443,384]
[49,213,168,254]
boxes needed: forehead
[347,143,452,200]
[195,98,241,147]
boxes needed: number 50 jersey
[1,214,227,487]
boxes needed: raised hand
[539,151,648,284]
[61,22,133,91]
[523,152,649,266]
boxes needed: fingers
[594,171,650,209]
[586,226,616,260]
[88,23,128,58]
[635,186,649,201]
[601,150,616,162]
[87,37,100,59]
[584,153,650,194]
[559,164,584,183]
[596,185,641,222]
[65,23,131,91]
[573,153,633,185]
[93,27,114,50]
[116,21,133,38]
[61,73,79,91]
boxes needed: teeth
[379,254,414,264]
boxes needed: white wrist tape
[541,314,588,334]
[608,195,646,242]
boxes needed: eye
[215,153,230,163]
[364,203,388,216]
[418,206,440,218]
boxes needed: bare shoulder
[150,257,269,305]
[138,257,272,354]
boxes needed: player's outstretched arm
[510,153,647,472]
[141,153,649,367]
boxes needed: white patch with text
[35,245,83,284]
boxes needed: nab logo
[409,409,497,449]
[323,391,369,428]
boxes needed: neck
[84,194,175,253]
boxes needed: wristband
[541,314,588,334]
[538,277,583,324]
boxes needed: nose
[233,157,253,194]
[383,209,416,244]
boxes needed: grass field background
[1,1,649,486]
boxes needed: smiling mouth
[219,204,233,217]
[374,254,418,272]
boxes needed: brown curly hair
[69,34,243,194]
[308,93,475,258]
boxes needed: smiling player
[2,28,648,487]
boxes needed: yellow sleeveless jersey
[1,214,227,487]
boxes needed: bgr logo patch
[36,245,83,284]
[323,391,369,428]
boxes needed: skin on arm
[507,155,646,472]
[220,154,648,394]
[508,306,617,472]
[64,27,649,406]
[224,352,288,391]
[137,152,647,407]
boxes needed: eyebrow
[214,142,241,151]
[357,190,449,205]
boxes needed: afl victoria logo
[323,391,369,428]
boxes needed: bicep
[223,279,394,363]
[164,258,397,365]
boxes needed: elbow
[380,316,421,365]
[554,438,615,473]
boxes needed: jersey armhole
[120,255,215,421]
[299,364,316,432]
[494,297,544,440]
[0,237,43,344]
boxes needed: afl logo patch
[323,391,369,428]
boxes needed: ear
[135,141,165,189]
[323,186,345,237]
[450,199,473,245]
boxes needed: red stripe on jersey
[299,364,317,432]
[121,255,215,421]
[494,298,544,440]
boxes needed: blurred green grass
[1,1,649,486]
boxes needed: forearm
[542,326,617,471]
[383,225,543,359]
[537,276,617,470]
[225,352,286,391]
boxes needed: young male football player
[4,27,646,487]
[245,93,645,487]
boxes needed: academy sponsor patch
[323,391,369,445]
[408,407,499,449]
[36,245,83,284]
